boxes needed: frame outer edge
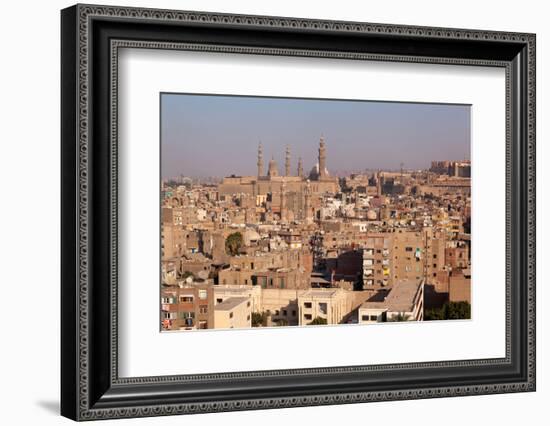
[66,4,536,420]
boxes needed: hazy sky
[161,93,470,179]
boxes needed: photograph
[160,94,472,331]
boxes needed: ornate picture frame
[61,4,536,420]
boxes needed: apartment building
[161,282,215,330]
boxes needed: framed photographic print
[61,4,536,421]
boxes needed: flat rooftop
[385,279,423,312]
[214,297,249,311]
[300,289,340,299]
[359,279,422,313]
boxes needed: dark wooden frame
[61,4,536,421]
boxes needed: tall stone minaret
[304,179,312,224]
[280,179,287,222]
[376,171,382,196]
[318,136,327,179]
[285,145,291,177]
[297,157,304,178]
[257,142,264,177]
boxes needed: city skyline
[161,93,471,179]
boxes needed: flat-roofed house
[213,297,252,329]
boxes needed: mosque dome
[267,157,279,177]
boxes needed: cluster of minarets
[257,137,326,178]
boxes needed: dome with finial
[267,156,279,177]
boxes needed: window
[405,247,413,252]
[304,314,312,320]
[370,315,378,321]
[180,296,193,303]
[361,315,369,321]
[199,305,208,314]
[282,309,287,316]
[180,311,194,319]
[229,312,233,319]
[216,298,223,304]
[433,254,437,259]
[198,289,207,300]
[247,301,251,307]
[279,278,285,289]
[247,315,250,321]
[292,310,296,316]
[304,302,312,309]
[319,303,327,314]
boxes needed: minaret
[280,179,287,222]
[376,171,382,196]
[297,157,304,178]
[285,145,291,177]
[318,136,327,179]
[257,142,264,177]
[304,179,312,224]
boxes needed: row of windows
[161,290,208,305]
[303,302,327,313]
[361,315,379,321]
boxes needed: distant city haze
[161,93,471,179]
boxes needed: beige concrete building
[362,233,393,287]
[213,285,262,314]
[213,297,252,329]
[161,223,186,259]
[298,288,353,325]
[449,268,471,303]
[261,288,303,326]
[358,279,424,324]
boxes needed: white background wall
[0,0,547,424]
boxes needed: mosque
[217,137,339,222]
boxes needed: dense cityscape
[161,137,471,331]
